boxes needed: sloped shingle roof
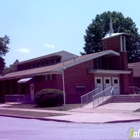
[0,50,119,80]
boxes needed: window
[97,79,101,83]
[114,79,118,84]
[50,59,55,64]
[103,41,107,46]
[46,74,53,80]
[37,62,40,67]
[56,57,61,63]
[106,79,110,84]
[94,57,109,70]
[45,60,50,65]
[41,61,44,66]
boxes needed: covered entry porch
[89,69,132,95]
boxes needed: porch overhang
[17,77,32,83]
[88,69,131,74]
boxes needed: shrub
[34,89,64,107]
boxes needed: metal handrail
[129,86,140,94]
[129,86,140,91]
[81,87,99,107]
[81,88,98,98]
[93,86,114,108]
[5,94,31,103]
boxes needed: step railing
[81,88,99,107]
[93,86,114,108]
[129,86,140,94]
[5,94,31,103]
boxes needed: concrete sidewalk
[0,103,140,123]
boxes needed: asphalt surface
[0,116,140,140]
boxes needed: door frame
[112,77,120,95]
[94,77,103,91]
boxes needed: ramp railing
[129,86,140,94]
[81,88,99,107]
[5,94,31,103]
[93,86,114,108]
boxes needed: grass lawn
[3,103,81,111]
[0,109,66,117]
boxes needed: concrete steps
[111,95,140,103]
[82,94,140,109]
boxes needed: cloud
[44,44,55,48]
[16,48,30,53]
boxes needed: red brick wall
[64,60,94,103]
[120,52,128,70]
[34,77,57,94]
[103,36,121,52]
[134,77,140,88]
[120,74,130,94]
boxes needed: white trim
[120,35,122,52]
[112,77,120,95]
[102,32,130,40]
[89,69,131,74]
[36,71,62,76]
[76,86,85,88]
[17,77,32,83]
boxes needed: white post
[62,64,66,110]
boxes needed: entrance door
[104,77,111,95]
[30,84,34,101]
[95,77,103,94]
[112,77,120,95]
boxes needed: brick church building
[0,19,138,103]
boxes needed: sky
[0,0,140,66]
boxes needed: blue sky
[0,0,140,66]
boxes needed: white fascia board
[88,69,131,74]
[63,50,119,69]
[102,33,130,40]
[53,50,120,72]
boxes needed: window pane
[106,79,109,83]
[114,79,118,84]
[97,79,101,83]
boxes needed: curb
[1,114,140,124]
[105,119,140,124]
[0,114,73,123]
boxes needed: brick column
[120,52,128,70]
[120,74,130,94]
[120,52,130,94]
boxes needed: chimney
[73,55,76,62]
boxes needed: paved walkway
[0,102,140,123]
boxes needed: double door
[95,77,120,95]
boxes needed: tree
[0,35,10,73]
[3,59,19,75]
[81,11,140,63]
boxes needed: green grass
[3,103,81,111]
[0,109,66,117]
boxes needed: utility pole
[62,63,66,110]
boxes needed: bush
[34,89,64,107]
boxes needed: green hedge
[34,89,64,107]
